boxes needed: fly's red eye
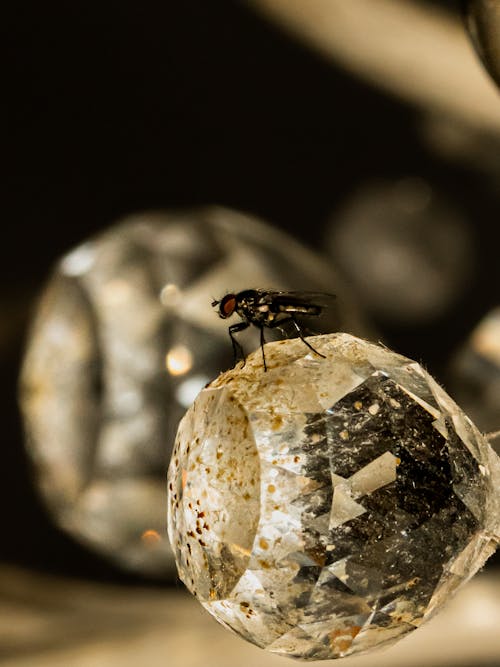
[220,295,236,318]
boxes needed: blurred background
[3,0,500,665]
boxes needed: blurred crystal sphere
[19,206,368,578]
[463,0,500,87]
[448,306,500,439]
[325,178,474,325]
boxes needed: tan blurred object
[464,0,500,86]
[248,0,500,134]
[2,564,500,667]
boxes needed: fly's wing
[260,290,338,337]
[266,291,336,316]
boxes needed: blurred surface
[2,565,500,667]
[249,0,500,132]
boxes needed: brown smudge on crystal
[329,626,361,654]
[141,529,161,546]
[272,415,283,430]
[306,546,326,566]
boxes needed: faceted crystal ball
[168,333,500,660]
[20,207,367,578]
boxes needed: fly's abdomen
[276,303,322,316]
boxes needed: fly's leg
[229,321,249,367]
[270,316,326,358]
[290,316,326,357]
[291,316,326,358]
[260,326,267,372]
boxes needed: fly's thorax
[248,305,275,327]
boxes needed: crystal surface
[167,333,500,660]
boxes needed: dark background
[3,0,500,582]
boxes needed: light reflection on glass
[60,243,96,276]
[113,389,143,414]
[101,279,133,307]
[160,283,181,308]
[166,344,193,376]
[471,307,500,366]
[141,529,162,546]
[175,375,210,408]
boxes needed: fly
[211,289,335,371]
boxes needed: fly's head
[212,293,237,319]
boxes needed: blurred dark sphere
[325,177,474,326]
